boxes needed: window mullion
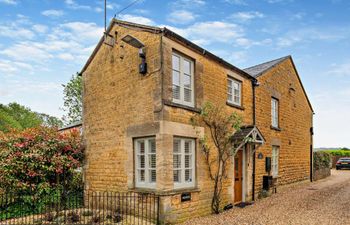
[179,56,184,104]
[181,139,185,186]
[145,139,149,184]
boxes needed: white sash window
[172,53,194,107]
[135,137,156,189]
[173,138,195,189]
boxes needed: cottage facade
[82,19,313,224]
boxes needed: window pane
[183,59,191,75]
[149,139,156,153]
[149,154,156,168]
[173,85,180,100]
[173,154,181,168]
[150,170,156,183]
[139,170,145,182]
[228,87,233,95]
[138,141,145,154]
[184,88,192,102]
[172,70,180,85]
[185,169,192,182]
[184,74,191,88]
[234,96,240,104]
[184,140,191,154]
[233,81,239,90]
[228,93,233,102]
[172,55,180,71]
[139,155,145,168]
[173,170,181,182]
[227,79,232,88]
[173,139,181,153]
[185,155,192,168]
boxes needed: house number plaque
[181,193,191,202]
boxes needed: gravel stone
[182,170,350,225]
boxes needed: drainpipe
[251,79,259,201]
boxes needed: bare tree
[191,102,242,214]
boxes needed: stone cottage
[81,19,314,223]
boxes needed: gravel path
[182,170,350,225]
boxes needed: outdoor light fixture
[121,35,145,48]
[121,34,147,74]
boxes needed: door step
[235,202,253,208]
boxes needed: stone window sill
[163,100,201,113]
[130,187,201,196]
[226,101,245,110]
[271,126,282,131]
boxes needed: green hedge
[326,150,350,157]
[314,151,331,170]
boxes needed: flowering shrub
[0,126,83,195]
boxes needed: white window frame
[172,52,195,107]
[173,138,196,189]
[227,77,242,106]
[271,98,279,128]
[272,146,279,178]
[134,137,156,189]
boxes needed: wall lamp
[121,35,147,74]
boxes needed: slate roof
[58,121,82,131]
[80,19,254,80]
[231,125,265,144]
[243,56,290,77]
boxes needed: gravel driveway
[182,170,350,225]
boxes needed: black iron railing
[0,191,160,225]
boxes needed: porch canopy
[231,125,265,151]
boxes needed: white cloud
[223,0,247,5]
[167,10,196,24]
[118,14,155,26]
[291,12,305,20]
[230,11,264,22]
[0,0,17,5]
[57,53,75,61]
[41,9,64,18]
[235,37,272,48]
[0,59,33,75]
[94,7,103,13]
[165,21,244,46]
[65,0,91,10]
[0,25,35,39]
[0,42,53,63]
[277,28,345,47]
[32,24,48,33]
[327,62,350,76]
[171,0,206,9]
[58,22,103,42]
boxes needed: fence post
[157,196,161,225]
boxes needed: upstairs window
[172,52,194,107]
[227,77,242,106]
[135,137,156,189]
[271,98,279,128]
[173,138,195,189]
[272,146,279,178]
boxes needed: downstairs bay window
[134,137,156,189]
[173,138,196,189]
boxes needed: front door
[234,150,243,203]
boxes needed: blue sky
[0,0,349,147]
